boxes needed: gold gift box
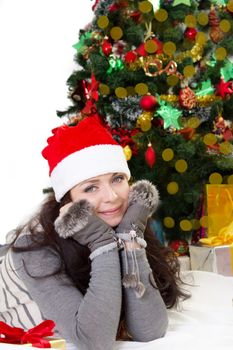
[19,338,66,349]
[206,184,233,238]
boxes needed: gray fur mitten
[116,179,160,240]
[115,180,159,298]
[54,200,117,260]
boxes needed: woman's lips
[98,206,121,216]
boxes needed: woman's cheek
[86,197,98,211]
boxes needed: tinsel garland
[106,96,143,128]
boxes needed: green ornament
[72,32,92,53]
[206,57,217,68]
[156,103,182,129]
[172,0,191,6]
[221,60,233,82]
[195,80,214,96]
[107,54,124,74]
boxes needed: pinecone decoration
[209,6,224,43]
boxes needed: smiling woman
[0,114,188,350]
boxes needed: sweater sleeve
[11,240,122,350]
[120,248,168,342]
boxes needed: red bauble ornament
[169,240,189,256]
[109,3,119,11]
[101,41,112,57]
[129,10,141,22]
[184,27,197,41]
[140,95,157,111]
[125,51,137,63]
[136,38,163,56]
[145,143,156,168]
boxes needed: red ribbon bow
[81,74,99,115]
[0,320,55,348]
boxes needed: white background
[0,0,93,243]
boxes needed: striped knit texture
[0,250,44,329]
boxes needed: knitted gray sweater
[0,236,168,350]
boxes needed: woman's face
[70,172,130,227]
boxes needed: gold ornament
[167,182,179,195]
[137,112,153,131]
[209,172,223,184]
[97,16,109,29]
[219,142,233,155]
[203,133,217,146]
[227,0,233,12]
[167,75,179,86]
[220,19,231,33]
[215,47,227,61]
[175,159,188,173]
[110,27,123,40]
[135,83,148,95]
[197,12,209,26]
[186,117,200,128]
[141,57,183,79]
[123,145,132,161]
[162,148,174,161]
[163,41,176,56]
[139,0,152,13]
[163,217,175,228]
[99,83,110,95]
[190,42,204,62]
[183,65,195,78]
[142,57,163,76]
[180,219,192,231]
[196,32,207,45]
[115,87,127,98]
[184,15,196,28]
[154,9,168,22]
[145,39,158,54]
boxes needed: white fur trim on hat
[51,144,131,201]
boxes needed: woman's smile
[98,206,122,216]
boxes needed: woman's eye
[113,175,125,183]
[84,185,97,193]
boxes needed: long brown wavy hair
[12,191,189,339]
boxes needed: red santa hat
[42,115,131,202]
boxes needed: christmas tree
[57,0,233,243]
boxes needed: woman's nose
[103,185,118,202]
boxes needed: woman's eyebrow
[79,173,119,187]
[79,178,100,186]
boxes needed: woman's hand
[54,200,117,260]
[115,179,160,247]
[58,202,73,216]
